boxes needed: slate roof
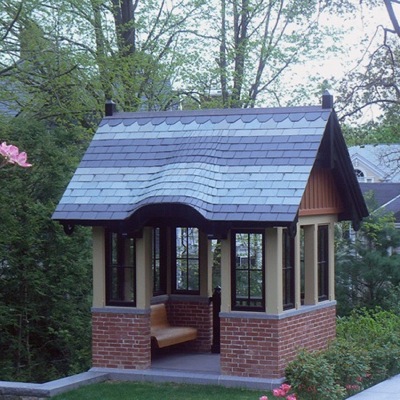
[53,103,367,232]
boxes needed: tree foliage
[335,0,400,126]
[0,118,92,382]
[336,192,400,316]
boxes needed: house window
[283,229,295,310]
[318,225,329,301]
[173,227,200,293]
[354,169,365,182]
[231,231,265,311]
[105,232,136,306]
[152,227,166,296]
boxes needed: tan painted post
[303,224,318,305]
[92,227,106,308]
[265,227,283,314]
[220,233,231,312]
[136,227,153,309]
[199,231,211,297]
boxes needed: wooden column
[220,233,231,312]
[199,231,212,297]
[265,227,283,314]
[136,227,153,309]
[92,227,106,308]
[303,224,318,305]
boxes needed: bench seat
[150,303,197,348]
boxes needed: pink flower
[346,384,360,391]
[273,384,292,397]
[259,396,269,400]
[0,142,32,167]
[286,395,297,400]
[280,384,291,394]
[273,388,286,397]
[13,151,32,167]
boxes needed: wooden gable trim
[299,167,344,217]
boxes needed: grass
[52,381,271,400]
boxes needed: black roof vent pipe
[322,90,333,109]
[105,100,116,116]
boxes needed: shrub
[337,308,400,383]
[285,349,346,400]
[285,308,400,398]
[324,339,371,394]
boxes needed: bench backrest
[150,303,170,329]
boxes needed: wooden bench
[150,303,197,348]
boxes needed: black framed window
[231,231,265,311]
[282,229,295,310]
[318,225,329,301]
[105,232,136,306]
[300,227,305,305]
[173,227,200,293]
[152,227,166,296]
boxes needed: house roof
[349,144,400,182]
[53,98,367,234]
[359,182,400,222]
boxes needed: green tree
[185,0,349,109]
[336,192,400,316]
[335,0,400,122]
[0,118,92,382]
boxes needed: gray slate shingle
[53,107,331,224]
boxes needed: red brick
[220,305,336,379]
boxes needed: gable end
[299,167,344,217]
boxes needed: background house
[349,144,400,227]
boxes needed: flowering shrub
[259,383,297,400]
[284,308,400,399]
[0,141,32,168]
[285,349,346,400]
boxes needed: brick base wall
[220,304,336,379]
[168,300,212,352]
[92,309,151,369]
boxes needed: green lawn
[52,381,270,400]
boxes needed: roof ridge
[105,105,324,119]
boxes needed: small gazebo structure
[53,92,367,383]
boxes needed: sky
[300,2,392,121]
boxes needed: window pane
[250,270,262,297]
[111,233,118,265]
[188,259,199,290]
[249,234,263,269]
[174,227,199,293]
[236,270,249,297]
[176,227,187,256]
[124,238,135,267]
[152,227,165,295]
[187,227,199,257]
[176,259,188,290]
